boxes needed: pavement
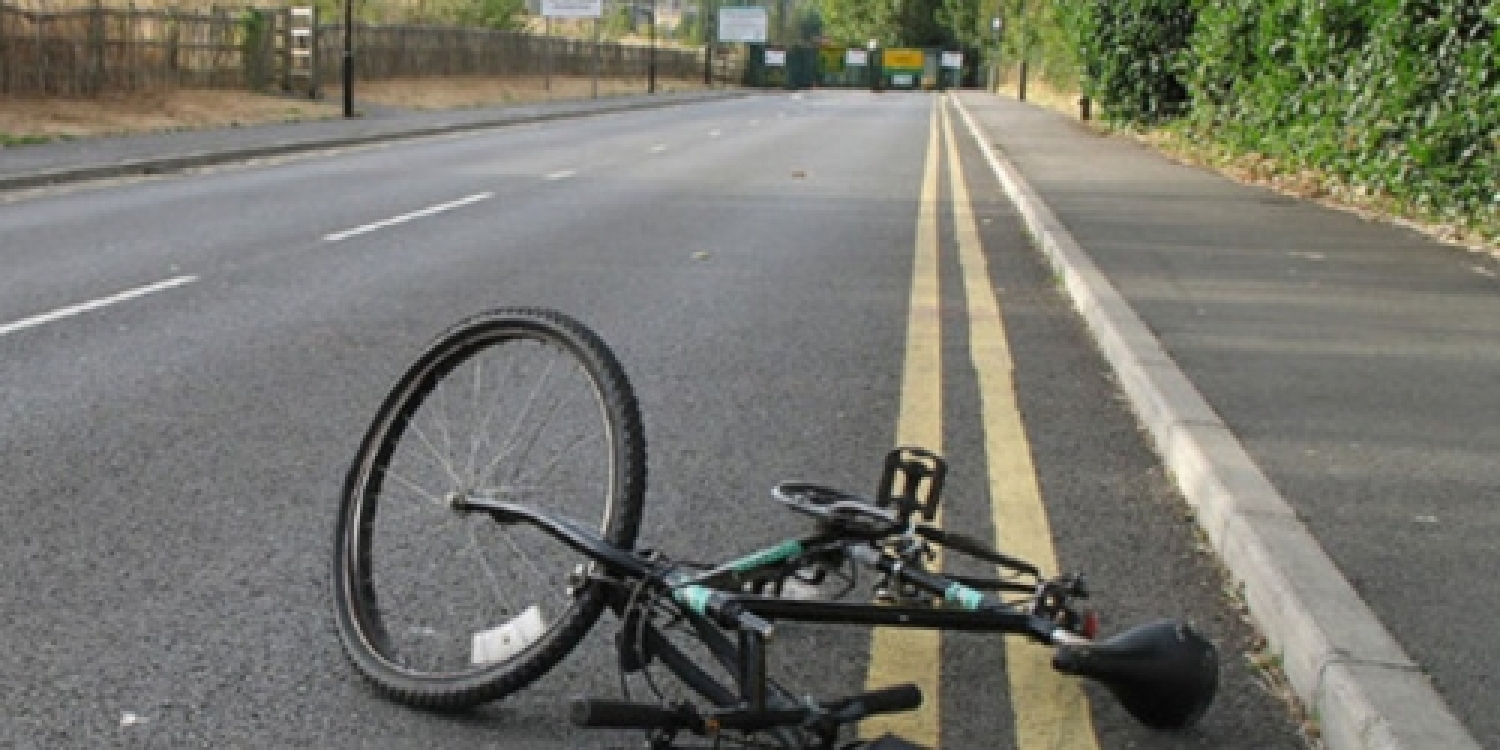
[949,93,1495,750]
[0,89,745,192]
[4,88,1495,750]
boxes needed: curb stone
[948,93,1480,750]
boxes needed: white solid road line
[0,275,198,338]
[544,170,577,181]
[323,192,493,242]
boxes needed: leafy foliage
[816,0,954,47]
[975,0,1496,240]
[1180,0,1498,230]
[452,0,527,31]
[816,0,899,47]
[307,0,525,28]
[1072,0,1196,122]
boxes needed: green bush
[1072,0,1196,122]
[1024,0,1496,239]
[239,8,272,90]
[1181,0,1498,229]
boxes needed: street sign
[719,7,768,43]
[541,0,601,18]
[883,49,924,69]
[941,51,963,69]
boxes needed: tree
[896,0,950,46]
[454,0,528,30]
[794,5,824,44]
[818,0,899,46]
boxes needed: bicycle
[331,307,1218,749]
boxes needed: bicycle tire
[332,307,646,709]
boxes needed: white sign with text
[541,0,602,18]
[718,7,768,43]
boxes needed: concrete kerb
[947,93,1481,750]
[0,90,746,193]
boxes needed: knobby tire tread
[331,307,646,711]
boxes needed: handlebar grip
[828,683,923,722]
[569,698,693,730]
[857,683,923,715]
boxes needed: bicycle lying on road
[331,307,1218,749]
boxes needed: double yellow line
[859,96,1100,749]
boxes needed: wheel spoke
[334,309,644,708]
[473,344,564,492]
[402,416,466,491]
[378,465,451,510]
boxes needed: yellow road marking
[860,98,945,747]
[863,95,1100,748]
[940,96,1100,750]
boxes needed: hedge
[1179,0,1498,229]
[1007,0,1498,239]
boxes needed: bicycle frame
[459,495,1082,727]
[334,309,1218,746]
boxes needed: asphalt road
[0,92,1304,747]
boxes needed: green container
[744,44,817,89]
[880,48,925,90]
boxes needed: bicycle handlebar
[570,698,696,730]
[824,683,923,722]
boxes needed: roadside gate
[742,44,966,91]
[742,44,817,89]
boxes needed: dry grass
[0,89,340,140]
[0,74,711,141]
[992,79,1089,121]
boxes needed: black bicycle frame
[465,497,1057,634]
[461,496,1069,711]
[449,490,1220,744]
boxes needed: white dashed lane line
[323,192,493,243]
[0,275,198,338]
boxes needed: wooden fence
[0,2,730,95]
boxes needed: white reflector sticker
[471,605,545,665]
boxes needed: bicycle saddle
[1052,619,1218,730]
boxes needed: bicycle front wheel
[333,308,646,709]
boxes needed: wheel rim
[349,328,621,679]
